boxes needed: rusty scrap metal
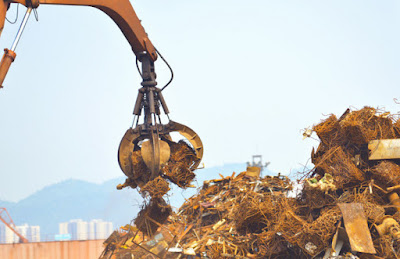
[338,203,376,254]
[104,107,400,258]
[375,217,400,240]
[389,192,400,213]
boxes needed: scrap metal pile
[101,171,294,258]
[102,106,400,258]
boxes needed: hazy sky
[0,0,399,202]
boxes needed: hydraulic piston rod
[0,7,32,88]
[11,7,32,51]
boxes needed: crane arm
[0,0,205,181]
[1,0,157,60]
[0,0,158,87]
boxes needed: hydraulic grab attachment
[0,0,203,184]
[118,52,203,182]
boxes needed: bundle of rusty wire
[162,140,199,187]
[140,176,170,199]
[312,107,397,163]
[338,106,396,144]
[374,236,400,259]
[128,150,150,188]
[256,230,293,258]
[298,182,338,210]
[395,119,400,137]
[134,198,172,237]
[313,114,345,147]
[313,146,365,188]
[309,107,400,177]
[371,161,400,188]
[234,193,278,234]
[301,206,342,256]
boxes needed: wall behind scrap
[0,240,105,259]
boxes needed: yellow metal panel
[245,166,261,178]
[369,139,400,160]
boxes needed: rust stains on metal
[338,203,376,254]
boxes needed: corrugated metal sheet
[0,239,105,259]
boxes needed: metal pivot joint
[138,52,157,87]
[132,53,170,120]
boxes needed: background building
[0,224,15,244]
[29,226,41,242]
[67,219,88,240]
[58,219,113,241]
[90,219,113,239]
[0,223,40,243]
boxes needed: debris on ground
[102,106,400,258]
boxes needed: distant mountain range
[0,178,142,239]
[0,162,274,238]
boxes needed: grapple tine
[141,130,165,180]
[167,121,204,169]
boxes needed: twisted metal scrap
[315,146,365,188]
[110,107,400,258]
[371,161,400,188]
[134,198,172,237]
[140,176,170,199]
[162,140,198,187]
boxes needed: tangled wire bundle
[162,140,198,187]
[313,114,344,147]
[339,107,395,144]
[234,193,275,234]
[395,119,400,137]
[297,183,339,210]
[371,161,400,188]
[140,176,170,199]
[315,146,365,188]
[300,206,342,256]
[134,198,172,237]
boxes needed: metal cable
[155,48,174,91]
[133,57,143,128]
[33,8,38,21]
[135,49,173,90]
[5,4,19,24]
[135,56,143,78]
